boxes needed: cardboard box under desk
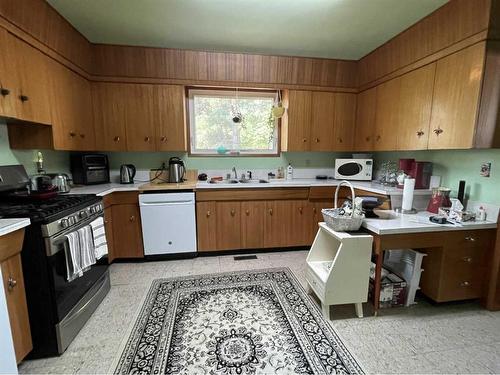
[369,270,407,308]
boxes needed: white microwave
[334,159,373,181]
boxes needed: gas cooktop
[0,194,100,223]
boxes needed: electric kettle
[168,157,185,183]
[120,164,136,184]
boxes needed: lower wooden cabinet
[196,201,217,251]
[216,202,242,251]
[103,192,144,260]
[0,229,32,363]
[241,201,266,249]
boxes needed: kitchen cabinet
[0,29,18,119]
[196,201,217,252]
[354,87,377,151]
[103,207,115,263]
[0,229,32,363]
[284,90,312,151]
[373,77,400,151]
[216,202,241,251]
[155,85,187,151]
[428,42,485,149]
[288,200,314,246]
[48,60,95,150]
[123,84,157,151]
[396,63,435,150]
[332,93,356,151]
[310,91,334,151]
[110,203,144,258]
[264,200,294,248]
[241,201,266,249]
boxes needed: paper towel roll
[402,178,415,211]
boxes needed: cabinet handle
[298,207,303,214]
[268,208,273,216]
[460,281,471,287]
[230,209,235,217]
[144,136,150,142]
[462,256,473,263]
[0,87,10,96]
[206,210,211,217]
[69,131,76,137]
[433,128,443,135]
[19,94,29,102]
[315,138,320,143]
[313,207,317,214]
[80,133,85,138]
[416,130,424,137]
[465,236,476,242]
[338,137,343,143]
[365,136,371,142]
[161,136,167,143]
[129,215,135,222]
[302,138,307,143]
[114,136,120,142]
[376,135,381,141]
[7,276,17,290]
[245,209,250,216]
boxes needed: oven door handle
[46,213,103,257]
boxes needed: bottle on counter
[286,163,293,180]
[277,166,284,179]
[477,206,487,221]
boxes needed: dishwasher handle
[140,200,193,206]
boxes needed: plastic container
[286,164,293,180]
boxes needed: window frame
[187,87,281,157]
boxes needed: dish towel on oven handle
[78,225,96,270]
[64,226,97,282]
[90,217,108,260]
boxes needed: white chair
[306,222,373,319]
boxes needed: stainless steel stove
[0,165,110,358]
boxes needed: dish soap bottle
[286,163,293,180]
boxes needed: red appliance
[398,159,433,189]
[427,187,452,213]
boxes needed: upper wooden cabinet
[0,29,18,119]
[91,82,186,152]
[283,90,356,152]
[354,87,377,151]
[428,42,486,150]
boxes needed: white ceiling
[48,0,448,60]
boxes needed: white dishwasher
[139,192,197,255]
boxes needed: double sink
[209,179,270,185]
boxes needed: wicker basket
[322,180,364,232]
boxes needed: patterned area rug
[114,268,363,374]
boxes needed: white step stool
[306,222,373,319]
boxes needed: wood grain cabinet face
[310,91,335,151]
[155,85,187,151]
[0,29,19,118]
[289,200,314,246]
[1,254,32,363]
[110,204,144,258]
[103,207,115,263]
[285,90,312,151]
[264,200,292,248]
[428,42,486,149]
[374,77,400,151]
[241,201,266,249]
[216,202,242,251]
[196,201,217,252]
[354,87,376,151]
[332,93,356,151]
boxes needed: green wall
[1,121,499,204]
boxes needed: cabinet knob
[298,207,303,214]
[465,236,476,242]
[365,136,371,142]
[462,256,473,263]
[206,210,211,217]
[416,130,425,137]
[376,135,381,141]
[80,133,85,138]
[0,87,10,96]
[268,208,273,215]
[315,138,320,143]
[69,131,76,137]
[114,136,120,142]
[161,136,167,143]
[302,138,307,143]
[313,207,317,214]
[338,137,343,143]
[129,215,135,222]
[19,94,29,102]
[7,276,17,290]
[433,128,444,135]
[144,136,150,142]
[230,209,236,217]
[245,209,250,216]
[460,281,470,287]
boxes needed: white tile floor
[18,250,500,374]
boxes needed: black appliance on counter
[0,165,110,358]
[70,153,110,185]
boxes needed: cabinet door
[289,200,313,246]
[49,60,95,150]
[1,254,32,363]
[374,78,400,151]
[310,91,334,151]
[156,85,186,151]
[264,200,292,248]
[0,29,19,118]
[216,202,241,250]
[396,63,435,150]
[124,84,156,151]
[92,82,127,151]
[11,35,51,125]
[111,204,144,258]
[196,201,217,252]
[354,88,376,151]
[332,93,356,151]
[310,201,332,243]
[285,90,312,151]
[103,206,115,263]
[428,43,485,149]
[241,201,266,249]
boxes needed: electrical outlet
[480,162,491,177]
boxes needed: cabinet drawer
[306,266,326,298]
[447,230,493,251]
[438,270,484,301]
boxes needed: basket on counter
[322,180,364,232]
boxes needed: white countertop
[362,211,497,235]
[69,179,430,197]
[0,218,31,237]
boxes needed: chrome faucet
[232,166,237,179]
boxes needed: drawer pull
[433,128,444,135]
[416,130,424,137]
[7,276,17,290]
[245,209,250,216]
[206,210,211,217]
[69,131,76,137]
[302,138,307,143]
[464,236,476,242]
[0,87,10,96]
[462,256,473,263]
[268,208,273,216]
[298,207,303,214]
[161,136,168,143]
[460,281,471,287]
[315,138,320,143]
[114,136,121,142]
[313,207,317,214]
[144,136,150,142]
[129,215,135,222]
[80,133,85,138]
[230,209,235,217]
[19,94,29,102]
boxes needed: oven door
[45,214,109,321]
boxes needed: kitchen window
[188,88,279,156]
